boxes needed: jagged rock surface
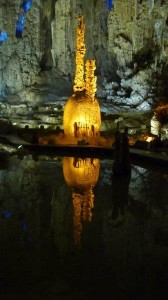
[0,0,43,96]
[0,0,168,131]
[107,0,168,109]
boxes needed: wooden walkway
[1,134,168,167]
[130,148,168,167]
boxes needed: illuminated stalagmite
[63,157,100,249]
[63,16,101,142]
[150,112,161,136]
[73,16,86,92]
[85,59,97,101]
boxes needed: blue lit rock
[0,31,8,44]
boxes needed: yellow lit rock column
[85,59,97,101]
[73,16,86,92]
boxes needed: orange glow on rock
[63,16,101,144]
[63,92,101,140]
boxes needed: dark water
[0,155,168,300]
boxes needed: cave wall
[107,0,168,110]
[0,0,43,96]
[51,0,110,79]
[0,0,168,115]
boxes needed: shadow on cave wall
[39,0,56,72]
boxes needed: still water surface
[0,155,168,300]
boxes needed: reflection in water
[63,157,100,249]
[1,156,168,298]
[111,173,131,225]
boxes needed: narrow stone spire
[85,59,97,101]
[73,16,86,92]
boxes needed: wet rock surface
[0,0,168,116]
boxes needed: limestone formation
[107,0,168,108]
[0,0,42,96]
[85,59,97,101]
[63,16,101,142]
[0,0,168,133]
[73,16,86,92]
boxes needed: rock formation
[0,0,42,96]
[63,16,101,143]
[0,0,168,133]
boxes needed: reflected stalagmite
[63,157,99,249]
